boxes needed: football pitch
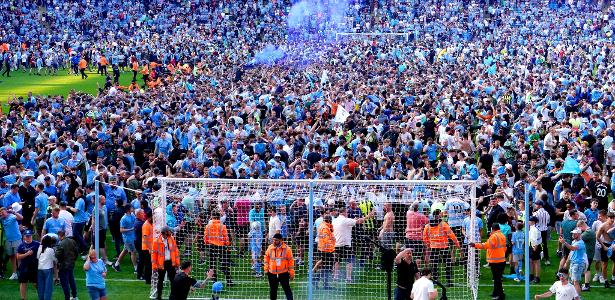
[0,69,136,110]
[0,238,611,299]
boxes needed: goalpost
[146,178,479,300]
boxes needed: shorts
[600,243,615,263]
[124,241,136,252]
[5,240,20,256]
[18,267,37,283]
[94,229,107,249]
[394,286,411,300]
[512,254,523,263]
[405,239,425,258]
[594,244,602,261]
[569,263,586,282]
[334,246,354,263]
[530,244,542,261]
[87,286,107,300]
[35,218,45,233]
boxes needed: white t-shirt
[59,210,74,237]
[411,277,435,300]
[37,247,57,270]
[332,215,357,247]
[268,216,281,240]
[549,281,578,300]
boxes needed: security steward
[470,223,507,300]
[204,210,233,286]
[314,215,335,289]
[141,210,154,284]
[264,233,295,300]
[152,226,180,300]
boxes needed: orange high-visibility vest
[423,221,460,249]
[141,220,153,251]
[79,59,87,70]
[475,230,507,263]
[264,242,295,277]
[131,61,138,71]
[141,65,149,75]
[151,235,180,270]
[204,220,230,246]
[317,222,335,253]
[100,56,108,66]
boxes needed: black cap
[273,233,283,240]
[529,216,539,223]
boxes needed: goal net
[334,32,410,42]
[149,179,479,300]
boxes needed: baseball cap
[529,216,539,223]
[273,233,283,240]
[23,229,34,237]
[571,229,582,234]
[535,200,544,206]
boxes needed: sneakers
[593,274,601,282]
[255,273,263,278]
[8,273,17,280]
[600,276,606,284]
[105,261,114,266]
[111,264,121,272]
[544,260,551,266]
[483,263,490,268]
[556,251,563,258]
[605,281,611,289]
[70,297,79,300]
[582,284,590,291]
[532,277,540,284]
[513,277,521,283]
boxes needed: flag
[558,157,581,174]
[334,106,350,123]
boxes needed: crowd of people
[2,0,615,299]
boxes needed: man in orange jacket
[78,57,88,79]
[423,209,460,286]
[141,211,154,284]
[470,223,507,300]
[204,210,233,286]
[265,233,295,300]
[151,226,180,300]
[314,215,335,289]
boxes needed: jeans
[490,262,506,299]
[37,268,54,300]
[59,268,77,300]
[73,222,88,253]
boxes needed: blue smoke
[288,0,351,33]
[249,45,286,66]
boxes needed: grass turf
[0,237,611,300]
[0,69,138,111]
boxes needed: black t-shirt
[396,259,419,290]
[169,272,197,300]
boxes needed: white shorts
[512,254,523,263]
[594,244,602,261]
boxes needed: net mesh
[148,179,479,300]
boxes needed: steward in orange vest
[422,209,460,285]
[315,215,335,289]
[141,211,154,284]
[204,210,233,285]
[151,226,180,300]
[470,223,507,300]
[264,233,294,300]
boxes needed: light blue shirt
[1,214,22,241]
[248,208,265,232]
[35,193,48,219]
[120,214,136,243]
[73,197,89,224]
[569,239,586,265]
[85,259,107,289]
[43,217,67,234]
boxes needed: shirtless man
[596,212,615,288]
[379,202,395,250]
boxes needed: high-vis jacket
[423,221,460,249]
[151,235,180,270]
[317,222,335,253]
[264,242,295,277]
[204,219,230,246]
[474,229,507,263]
[141,220,153,251]
[359,200,374,229]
